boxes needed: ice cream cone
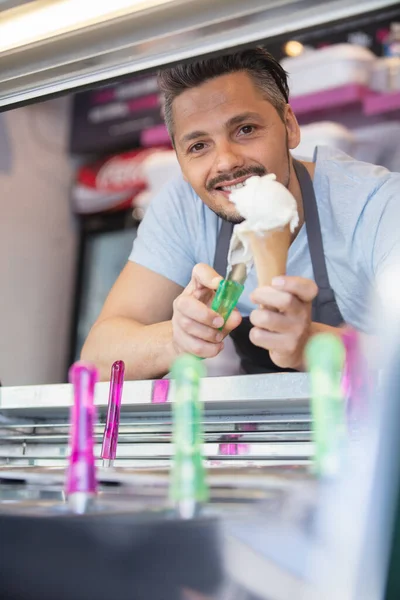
[248,225,291,287]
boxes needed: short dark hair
[157,47,289,140]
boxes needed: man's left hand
[249,276,318,370]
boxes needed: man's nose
[215,140,245,174]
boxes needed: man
[82,47,400,380]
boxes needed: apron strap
[213,219,233,277]
[292,159,331,291]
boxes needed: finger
[223,309,242,335]
[175,295,224,328]
[191,263,223,291]
[271,276,318,303]
[250,307,292,333]
[192,286,214,304]
[249,327,297,354]
[175,327,224,359]
[177,315,225,344]
[250,287,302,314]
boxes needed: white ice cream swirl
[227,173,299,275]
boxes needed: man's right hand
[171,263,242,359]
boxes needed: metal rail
[0,373,312,466]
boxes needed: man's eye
[189,142,205,153]
[239,125,255,135]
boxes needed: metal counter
[0,372,312,467]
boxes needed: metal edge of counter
[0,372,310,414]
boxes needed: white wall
[0,97,77,386]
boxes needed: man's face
[173,71,300,223]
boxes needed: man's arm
[81,261,241,381]
[81,262,182,381]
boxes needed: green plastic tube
[169,354,208,517]
[305,333,346,478]
[211,279,244,327]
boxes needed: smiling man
[82,47,400,380]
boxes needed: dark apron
[213,159,344,374]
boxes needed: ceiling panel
[0,0,397,109]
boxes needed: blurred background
[1,0,400,386]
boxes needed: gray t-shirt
[129,146,400,333]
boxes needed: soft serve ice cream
[227,173,299,286]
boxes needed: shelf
[363,90,400,116]
[138,87,400,149]
[290,84,368,115]
[289,86,400,120]
[141,124,170,148]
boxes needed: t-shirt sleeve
[367,175,400,279]
[129,177,197,288]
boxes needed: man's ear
[285,105,301,150]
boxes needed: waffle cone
[248,225,291,287]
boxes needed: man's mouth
[208,166,267,197]
[220,182,246,192]
[214,176,251,195]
